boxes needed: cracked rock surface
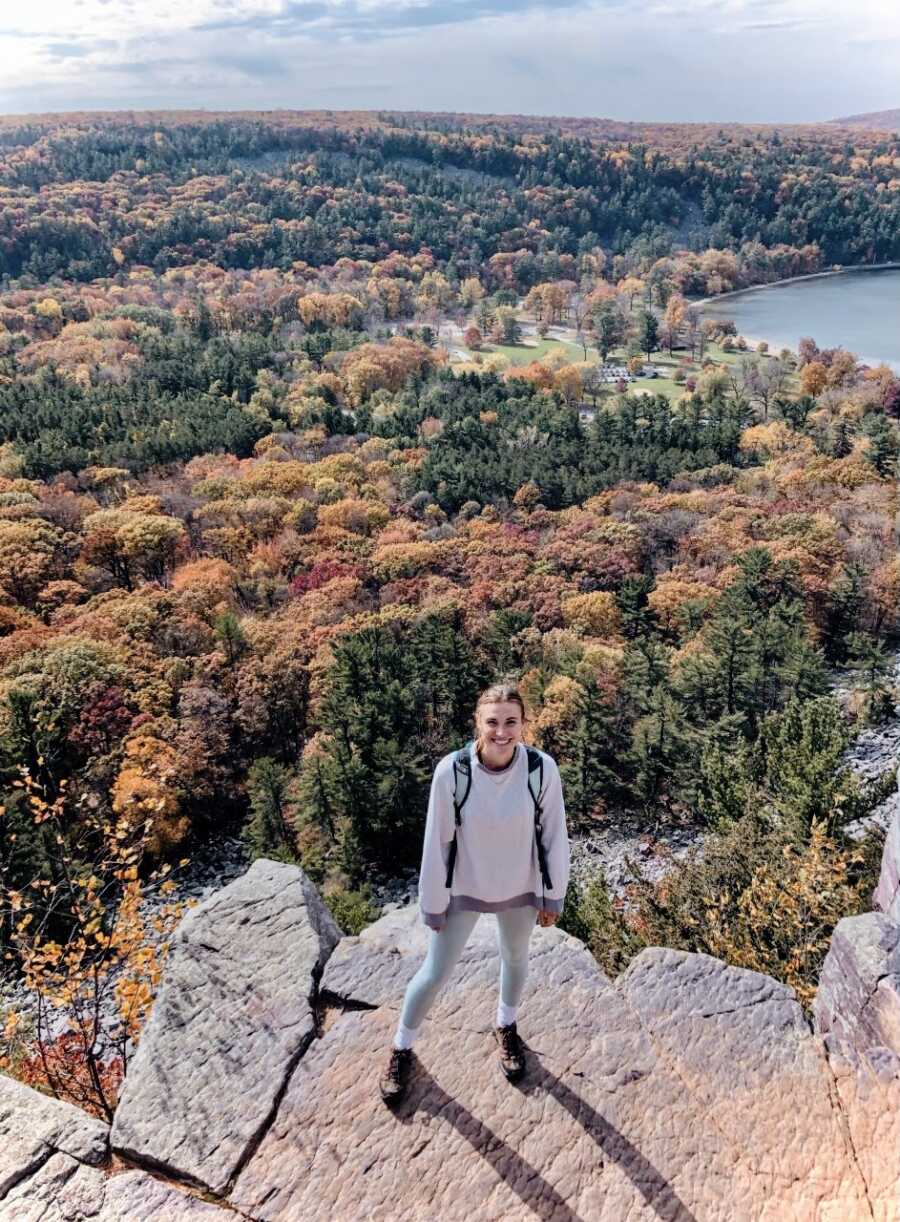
[9,845,900,1220]
[111,858,341,1195]
[0,1075,108,1201]
[0,1156,234,1220]
[814,912,900,1057]
[231,907,899,1221]
[0,1077,233,1219]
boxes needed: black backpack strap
[526,747,553,892]
[445,743,473,889]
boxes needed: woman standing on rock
[380,683,570,1104]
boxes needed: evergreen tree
[823,564,866,662]
[695,739,752,828]
[616,574,654,639]
[310,614,487,878]
[480,608,533,676]
[596,308,624,362]
[759,696,851,833]
[215,610,248,667]
[846,631,896,723]
[243,757,297,863]
[556,677,626,828]
[861,411,898,477]
[629,686,691,813]
[638,310,659,360]
[829,418,852,458]
[846,631,893,691]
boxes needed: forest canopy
[0,111,898,1111]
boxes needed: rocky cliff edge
[2,794,900,1221]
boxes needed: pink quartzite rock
[0,1074,107,1201]
[111,859,341,1196]
[814,912,900,1058]
[874,804,900,921]
[0,1157,234,1220]
[822,1035,900,1216]
[0,1077,233,1220]
[229,906,898,1221]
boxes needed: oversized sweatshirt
[417,743,571,930]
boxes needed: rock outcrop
[0,1077,232,1219]
[0,1074,107,1200]
[5,799,900,1220]
[224,912,899,1222]
[814,785,900,1100]
[874,789,900,920]
[111,858,341,1195]
[814,912,900,1053]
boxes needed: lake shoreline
[694,264,900,371]
[691,261,900,310]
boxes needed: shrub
[325,886,380,935]
[0,773,186,1118]
[628,811,884,1008]
[559,874,642,977]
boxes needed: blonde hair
[474,683,527,754]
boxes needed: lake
[700,268,900,371]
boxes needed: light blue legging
[400,906,538,1030]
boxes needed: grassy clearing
[482,337,588,365]
[449,324,800,402]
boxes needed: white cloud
[0,0,897,120]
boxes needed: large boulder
[228,906,897,1221]
[111,859,341,1195]
[814,911,900,1056]
[873,803,900,921]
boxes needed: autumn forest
[0,110,898,1116]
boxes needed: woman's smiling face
[476,700,524,762]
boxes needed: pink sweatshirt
[417,743,571,930]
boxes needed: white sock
[496,1001,518,1028]
[393,1021,420,1050]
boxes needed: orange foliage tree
[0,773,188,1119]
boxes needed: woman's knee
[418,955,456,994]
[498,933,530,970]
[500,948,529,973]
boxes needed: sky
[0,0,897,123]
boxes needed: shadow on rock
[385,1048,696,1222]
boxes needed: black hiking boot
[379,1046,413,1105]
[494,1022,526,1082]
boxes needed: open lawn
[482,337,590,365]
[448,320,800,403]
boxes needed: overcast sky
[0,0,897,123]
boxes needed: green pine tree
[214,610,248,667]
[556,677,626,828]
[243,757,298,863]
[638,310,659,360]
[311,614,487,879]
[759,696,851,833]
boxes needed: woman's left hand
[537,909,558,928]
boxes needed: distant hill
[831,108,900,129]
